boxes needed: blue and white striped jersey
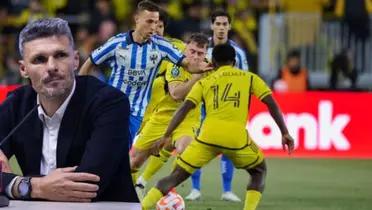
[207,38,249,71]
[90,31,185,117]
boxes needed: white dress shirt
[38,80,76,175]
[5,80,76,197]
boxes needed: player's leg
[186,169,202,200]
[142,140,218,209]
[129,114,143,147]
[142,166,191,210]
[138,122,194,186]
[244,160,266,210]
[130,121,165,199]
[220,155,241,202]
[224,140,265,210]
[174,136,193,154]
[130,147,151,193]
[172,125,203,200]
[138,146,173,187]
[175,135,200,201]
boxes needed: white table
[7,200,141,210]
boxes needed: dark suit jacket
[0,76,138,202]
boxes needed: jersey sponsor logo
[116,47,130,66]
[123,79,148,87]
[124,69,148,87]
[127,69,146,77]
[171,66,180,78]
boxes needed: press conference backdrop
[2,85,371,159]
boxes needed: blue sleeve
[91,36,122,65]
[236,49,249,71]
[155,37,185,65]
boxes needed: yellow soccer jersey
[141,39,186,126]
[186,65,272,149]
[150,63,200,125]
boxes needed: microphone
[0,103,40,147]
[0,102,40,207]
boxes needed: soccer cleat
[221,191,241,202]
[135,183,145,202]
[185,189,201,201]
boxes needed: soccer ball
[156,191,185,210]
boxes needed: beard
[36,72,74,99]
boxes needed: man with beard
[0,18,138,202]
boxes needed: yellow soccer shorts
[133,120,197,151]
[176,139,264,174]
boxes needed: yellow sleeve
[334,0,344,17]
[366,0,372,13]
[157,60,169,75]
[165,63,188,84]
[251,74,272,100]
[185,81,203,106]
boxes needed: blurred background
[0,0,371,91]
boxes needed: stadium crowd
[1,0,371,90]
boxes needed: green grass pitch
[145,157,372,210]
[9,157,372,210]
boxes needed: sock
[131,168,139,185]
[142,187,164,209]
[243,190,262,210]
[142,149,171,182]
[191,169,201,191]
[221,155,234,192]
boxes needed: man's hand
[31,166,100,202]
[149,136,171,156]
[0,150,12,173]
[185,58,213,74]
[282,134,295,155]
[197,61,213,73]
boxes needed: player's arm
[79,36,119,76]
[261,95,294,154]
[168,73,202,100]
[79,58,94,75]
[180,57,213,74]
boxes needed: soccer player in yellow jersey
[130,33,209,199]
[142,44,295,210]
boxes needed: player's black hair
[212,44,236,66]
[211,9,231,23]
[159,8,168,27]
[287,49,301,60]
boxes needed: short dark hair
[211,9,231,23]
[18,18,74,56]
[159,8,168,27]
[136,0,160,13]
[188,33,209,49]
[212,44,236,66]
[287,49,301,60]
